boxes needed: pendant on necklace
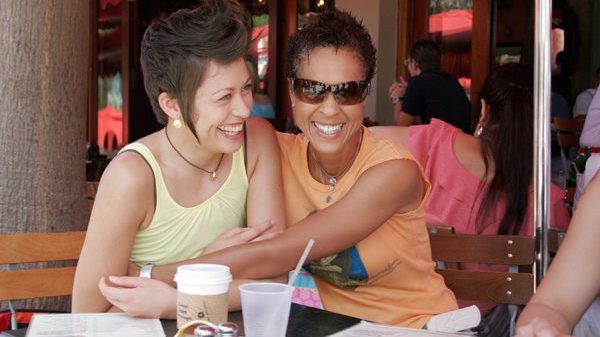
[325,195,332,203]
[328,176,337,191]
[211,171,217,179]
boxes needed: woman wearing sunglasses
[100,8,457,327]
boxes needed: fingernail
[109,275,117,281]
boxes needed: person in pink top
[373,63,570,337]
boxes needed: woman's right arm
[72,152,153,312]
[516,174,600,336]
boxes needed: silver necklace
[164,128,224,179]
[310,128,363,202]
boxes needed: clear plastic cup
[239,282,294,337]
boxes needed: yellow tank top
[277,127,457,328]
[119,143,248,266]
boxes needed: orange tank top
[277,128,457,328]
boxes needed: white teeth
[218,124,243,135]
[313,122,343,135]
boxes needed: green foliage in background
[252,14,269,27]
[429,0,473,14]
[567,148,591,188]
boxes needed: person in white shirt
[572,67,600,119]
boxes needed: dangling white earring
[475,126,484,137]
[173,119,182,129]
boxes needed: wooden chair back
[548,227,566,257]
[86,181,99,211]
[561,186,576,214]
[428,231,536,305]
[553,117,585,148]
[0,231,86,301]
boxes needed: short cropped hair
[286,9,377,82]
[140,0,251,138]
[409,39,441,71]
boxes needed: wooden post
[0,0,90,311]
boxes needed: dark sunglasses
[290,78,370,105]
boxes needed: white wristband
[140,264,153,279]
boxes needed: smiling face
[189,57,253,154]
[291,47,367,157]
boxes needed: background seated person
[72,0,286,315]
[515,173,600,337]
[246,55,275,118]
[389,39,472,133]
[372,63,570,337]
[572,66,600,119]
[576,86,600,203]
[99,8,458,328]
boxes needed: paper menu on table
[26,312,165,337]
[328,320,473,337]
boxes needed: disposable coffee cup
[174,264,232,328]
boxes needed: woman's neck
[163,126,224,172]
[308,128,363,181]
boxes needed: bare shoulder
[369,125,410,145]
[369,157,421,187]
[245,117,277,142]
[244,117,278,166]
[97,149,154,200]
[453,132,486,179]
[356,158,423,212]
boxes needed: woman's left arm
[244,117,287,233]
[200,118,286,255]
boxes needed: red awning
[429,9,472,38]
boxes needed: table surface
[0,304,361,337]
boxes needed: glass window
[96,0,124,154]
[428,0,473,96]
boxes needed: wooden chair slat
[436,269,533,305]
[548,228,566,256]
[86,181,99,211]
[428,228,536,306]
[552,117,585,132]
[553,117,584,148]
[0,231,86,264]
[427,225,455,235]
[563,187,576,203]
[86,181,99,198]
[0,267,76,301]
[556,133,580,148]
[429,233,535,265]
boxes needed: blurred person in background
[388,39,472,133]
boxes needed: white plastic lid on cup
[174,264,232,295]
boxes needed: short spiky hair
[409,39,441,71]
[286,9,377,82]
[140,0,251,138]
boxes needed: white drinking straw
[287,239,315,286]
